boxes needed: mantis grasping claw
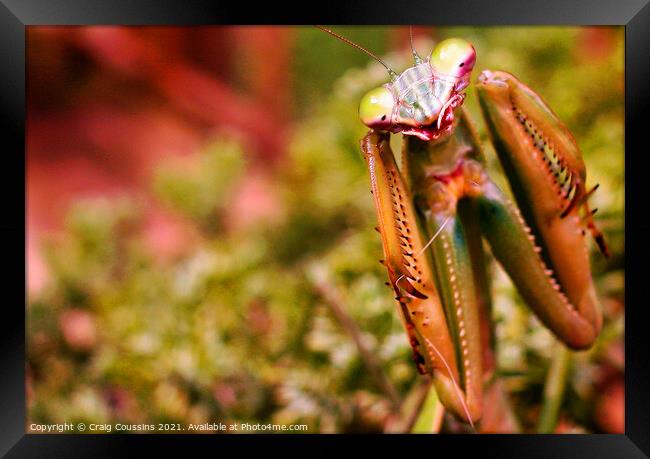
[320,27,608,426]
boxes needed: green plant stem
[411,381,445,433]
[537,342,572,433]
[309,266,402,411]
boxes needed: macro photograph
[25,25,624,435]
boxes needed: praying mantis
[319,28,608,426]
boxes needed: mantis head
[358,37,476,136]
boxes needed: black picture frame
[4,0,649,456]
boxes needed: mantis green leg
[421,202,483,423]
[473,175,599,348]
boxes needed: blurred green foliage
[28,27,624,433]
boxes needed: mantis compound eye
[430,38,476,78]
[359,86,394,129]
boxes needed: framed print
[2,0,649,456]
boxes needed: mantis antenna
[409,26,423,64]
[315,26,398,80]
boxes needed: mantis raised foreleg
[476,70,604,348]
[361,130,483,424]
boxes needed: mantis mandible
[319,27,608,425]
